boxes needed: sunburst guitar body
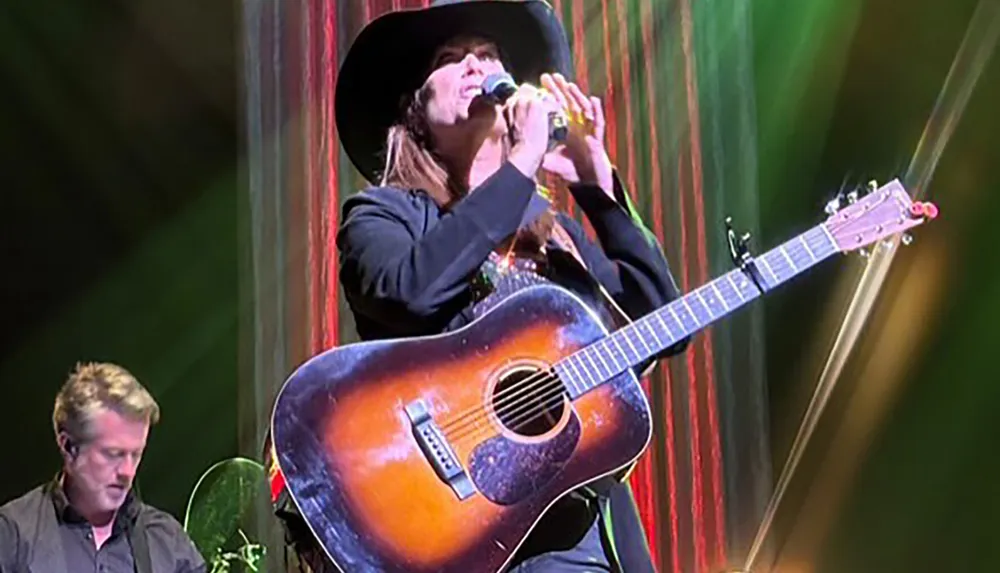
[272,286,649,573]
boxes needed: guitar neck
[557,223,840,398]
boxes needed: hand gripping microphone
[481,73,557,231]
[481,73,569,142]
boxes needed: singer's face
[423,37,507,130]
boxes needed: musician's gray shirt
[0,478,205,573]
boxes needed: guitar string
[442,322,668,441]
[447,313,691,442]
[460,232,846,439]
[441,271,736,435]
[442,244,817,441]
[442,213,872,443]
[439,277,741,439]
[440,365,563,436]
[447,372,570,443]
[440,289,701,435]
[446,355,663,443]
[441,252,793,441]
[456,223,911,470]
[445,322,673,441]
[440,320,660,439]
[435,358,556,427]
[460,384,570,444]
[454,363,639,445]
[497,379,594,437]
[438,315,646,436]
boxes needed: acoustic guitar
[270,180,935,573]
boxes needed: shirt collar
[47,473,141,530]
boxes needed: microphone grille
[482,73,516,102]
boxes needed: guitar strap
[597,495,624,573]
[128,510,154,573]
[25,479,155,573]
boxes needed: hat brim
[335,0,573,184]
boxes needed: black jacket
[336,161,689,572]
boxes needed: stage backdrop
[240,0,771,570]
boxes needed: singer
[269,1,689,571]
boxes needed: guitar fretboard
[555,224,839,398]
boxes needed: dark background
[1,0,997,569]
[0,0,238,516]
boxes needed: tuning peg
[909,200,939,219]
[901,233,914,246]
[921,201,939,219]
[847,190,859,204]
[866,179,879,193]
[824,196,842,215]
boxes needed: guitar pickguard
[467,414,581,505]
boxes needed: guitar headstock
[823,179,937,254]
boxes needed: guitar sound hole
[492,367,565,437]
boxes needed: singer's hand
[539,73,614,198]
[504,83,560,180]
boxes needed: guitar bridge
[405,400,475,500]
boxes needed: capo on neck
[725,217,767,294]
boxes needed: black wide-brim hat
[335,0,574,184]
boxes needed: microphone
[481,73,568,142]
[481,72,518,102]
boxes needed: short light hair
[53,362,161,444]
